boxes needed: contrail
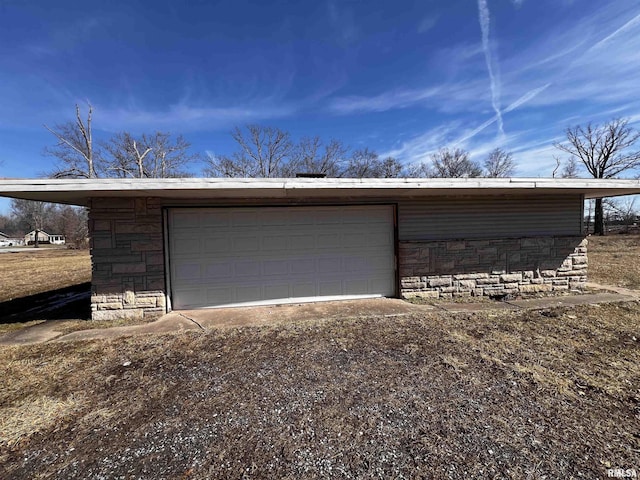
[477,0,504,137]
[503,83,552,113]
[589,11,640,51]
[455,83,552,145]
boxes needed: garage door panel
[203,237,230,253]
[264,284,290,298]
[293,282,316,297]
[319,280,342,296]
[169,206,395,309]
[203,262,233,278]
[175,263,201,282]
[232,236,259,251]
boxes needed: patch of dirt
[0,302,638,479]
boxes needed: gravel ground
[1,301,638,479]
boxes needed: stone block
[92,237,112,249]
[428,276,452,287]
[123,290,136,305]
[540,270,556,278]
[401,277,423,289]
[439,286,458,293]
[92,220,112,231]
[454,273,489,280]
[403,290,439,299]
[115,222,161,234]
[500,273,522,283]
[93,308,144,321]
[458,280,476,289]
[131,240,163,252]
[112,263,147,274]
[572,255,588,265]
[519,284,553,293]
[453,291,471,297]
[523,270,534,279]
[446,241,466,251]
[134,297,157,307]
[477,277,500,285]
[97,302,123,310]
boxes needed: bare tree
[104,132,197,178]
[45,103,98,178]
[49,205,89,248]
[204,125,293,178]
[145,133,197,178]
[483,148,516,177]
[560,157,580,178]
[555,118,640,234]
[10,199,53,248]
[377,156,405,178]
[103,132,152,178]
[430,147,482,178]
[604,197,637,232]
[287,137,347,177]
[342,149,404,178]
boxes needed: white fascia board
[0,177,639,206]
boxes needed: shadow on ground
[0,282,91,324]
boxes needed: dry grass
[0,235,639,478]
[0,303,638,478]
[0,249,91,303]
[589,234,640,289]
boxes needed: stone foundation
[89,197,166,320]
[400,236,587,299]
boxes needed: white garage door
[168,205,395,309]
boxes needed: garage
[167,205,396,309]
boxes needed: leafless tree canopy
[342,148,405,178]
[45,103,97,178]
[204,125,405,178]
[103,132,197,178]
[287,137,347,177]
[554,118,640,235]
[429,147,483,178]
[204,125,293,178]
[560,157,580,178]
[554,118,640,179]
[483,148,516,178]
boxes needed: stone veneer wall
[400,236,587,299]
[89,197,166,320]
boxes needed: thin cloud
[329,87,442,114]
[417,14,439,34]
[94,102,296,133]
[477,0,504,136]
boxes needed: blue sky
[1,0,640,212]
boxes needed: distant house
[24,230,65,245]
[1,177,640,320]
[0,231,25,246]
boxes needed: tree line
[2,103,640,239]
[43,104,517,180]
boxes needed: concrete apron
[0,290,638,346]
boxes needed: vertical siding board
[398,195,582,240]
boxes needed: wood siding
[398,195,583,241]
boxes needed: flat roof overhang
[1,177,640,206]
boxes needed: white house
[1,177,640,320]
[24,230,66,245]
